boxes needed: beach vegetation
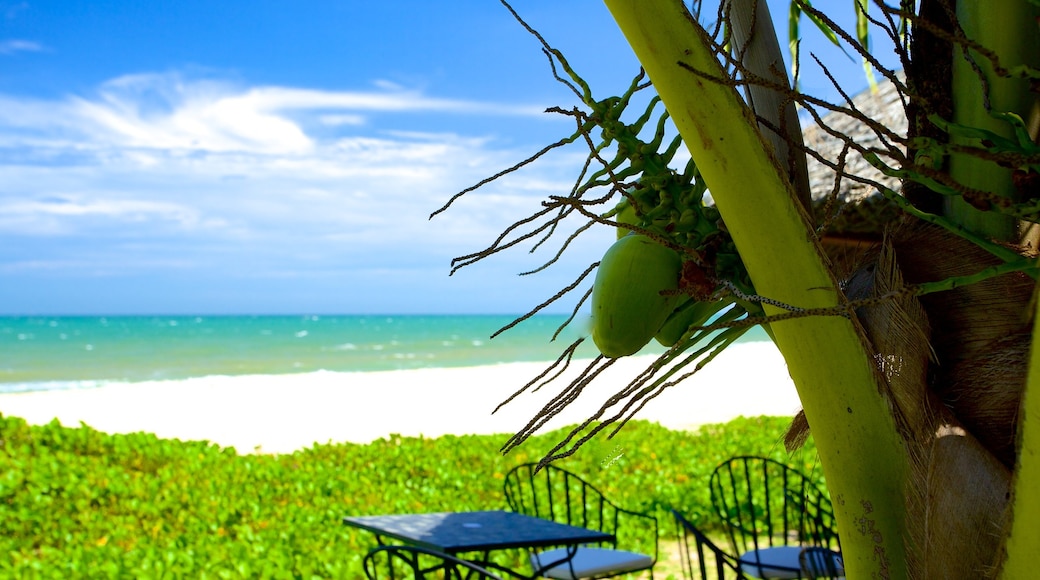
[435,1,1040,577]
[0,414,818,578]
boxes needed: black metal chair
[672,509,750,580]
[708,456,843,579]
[363,545,505,579]
[503,463,658,579]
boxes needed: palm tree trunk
[601,1,911,576]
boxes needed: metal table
[344,509,614,578]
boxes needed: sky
[0,1,897,315]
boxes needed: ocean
[0,315,770,393]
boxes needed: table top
[343,510,614,553]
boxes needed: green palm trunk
[601,0,1040,577]
[1004,301,1040,575]
[947,1,1040,241]
[601,1,910,576]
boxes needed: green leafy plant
[0,414,817,578]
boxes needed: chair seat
[739,546,845,579]
[531,546,653,579]
[738,546,805,579]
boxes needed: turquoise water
[0,315,769,392]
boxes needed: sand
[0,341,799,454]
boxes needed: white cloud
[66,75,314,154]
[0,193,224,236]
[319,114,365,127]
[372,79,406,92]
[0,71,589,283]
[0,39,43,54]
[0,72,549,156]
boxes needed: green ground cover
[0,413,821,578]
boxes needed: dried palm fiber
[847,232,935,443]
[845,226,1012,579]
[894,224,1033,469]
[911,424,1011,580]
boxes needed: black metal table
[344,509,614,578]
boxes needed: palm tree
[598,1,1039,577]
[438,1,1039,576]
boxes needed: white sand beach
[0,341,799,454]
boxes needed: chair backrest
[503,462,662,555]
[362,545,504,580]
[708,456,839,559]
[503,463,621,543]
[672,509,750,580]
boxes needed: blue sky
[0,1,894,315]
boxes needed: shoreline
[0,341,800,454]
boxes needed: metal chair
[503,463,658,579]
[363,545,505,579]
[798,547,844,579]
[672,509,750,580]
[708,456,842,579]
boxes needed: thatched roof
[802,74,907,240]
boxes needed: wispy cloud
[319,114,365,127]
[2,71,549,155]
[0,39,43,54]
[0,195,218,236]
[0,71,595,298]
